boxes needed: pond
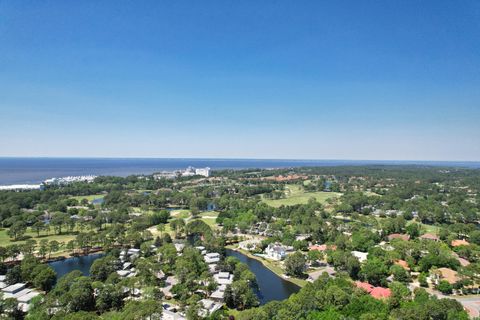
[49,253,105,280]
[226,249,300,304]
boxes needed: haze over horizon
[1,1,479,161]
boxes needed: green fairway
[0,228,76,248]
[262,185,341,208]
[71,194,105,203]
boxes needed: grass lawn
[407,220,440,234]
[262,184,341,208]
[170,209,190,219]
[70,194,105,203]
[0,228,76,248]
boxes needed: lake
[49,253,105,280]
[226,249,300,304]
[49,250,300,304]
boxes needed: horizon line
[0,156,479,163]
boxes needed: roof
[17,290,41,303]
[1,283,26,293]
[394,259,410,270]
[436,268,459,284]
[355,282,391,299]
[370,287,392,299]
[309,244,337,252]
[457,257,471,267]
[387,233,410,241]
[420,233,439,241]
[355,281,374,293]
[451,239,470,247]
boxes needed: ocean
[0,157,479,185]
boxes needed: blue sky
[0,1,479,160]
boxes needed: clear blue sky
[0,1,479,160]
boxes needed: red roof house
[355,281,391,299]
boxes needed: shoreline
[227,246,308,288]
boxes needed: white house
[265,243,287,260]
[204,252,220,264]
[213,272,233,285]
[352,251,368,263]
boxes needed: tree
[90,256,119,281]
[95,284,124,313]
[390,265,410,283]
[120,299,162,320]
[8,221,27,240]
[48,240,60,259]
[156,224,165,238]
[406,223,421,239]
[32,265,57,291]
[32,221,45,237]
[285,251,306,277]
[307,250,323,265]
[360,258,388,287]
[6,265,22,284]
[224,280,259,310]
[436,280,453,294]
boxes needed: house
[387,233,410,241]
[174,243,185,253]
[204,253,220,264]
[307,267,336,282]
[214,272,233,285]
[433,268,460,285]
[419,233,440,241]
[309,244,337,252]
[451,239,470,247]
[162,309,186,320]
[239,239,261,251]
[210,284,227,302]
[394,259,410,271]
[198,299,222,317]
[352,251,368,263]
[265,243,287,260]
[370,287,392,299]
[16,290,41,304]
[355,281,391,299]
[161,276,179,298]
[2,283,26,295]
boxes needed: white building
[195,167,211,177]
[352,251,368,263]
[204,252,220,264]
[162,309,186,320]
[265,243,287,260]
[213,272,233,286]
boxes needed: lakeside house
[204,252,221,264]
[1,282,42,312]
[239,239,262,251]
[265,243,288,260]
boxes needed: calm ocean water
[0,158,479,185]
